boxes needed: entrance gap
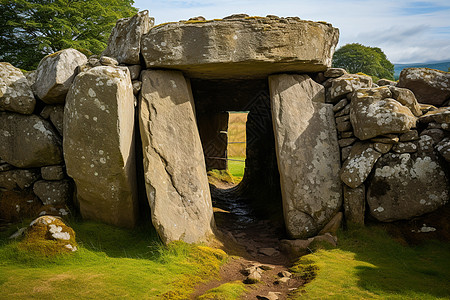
[191,78,286,258]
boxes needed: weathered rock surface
[397,68,450,106]
[33,180,71,205]
[0,169,40,190]
[0,63,36,114]
[0,113,63,168]
[40,105,64,136]
[64,66,138,228]
[340,142,381,188]
[324,68,347,78]
[141,17,339,79]
[436,137,450,162]
[367,137,449,222]
[41,165,65,181]
[103,11,153,65]
[343,185,365,225]
[389,86,422,117]
[350,87,417,140]
[33,48,87,104]
[139,70,214,244]
[377,79,396,86]
[419,107,450,127]
[326,74,372,103]
[270,74,342,238]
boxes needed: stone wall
[1,11,449,245]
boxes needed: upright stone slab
[64,66,138,228]
[270,74,342,239]
[139,70,214,244]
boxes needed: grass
[227,112,247,183]
[198,281,247,299]
[290,226,450,299]
[0,219,227,299]
[227,156,245,181]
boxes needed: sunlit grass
[227,156,245,181]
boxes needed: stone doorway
[191,78,285,248]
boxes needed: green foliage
[0,0,138,70]
[0,220,226,299]
[290,226,450,299]
[333,43,395,80]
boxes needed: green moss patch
[198,281,247,299]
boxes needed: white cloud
[134,0,450,63]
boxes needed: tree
[332,43,395,80]
[0,0,138,70]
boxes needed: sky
[133,0,450,64]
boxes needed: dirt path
[192,182,304,299]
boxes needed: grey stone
[318,212,342,235]
[420,129,445,144]
[333,98,348,112]
[367,140,449,222]
[373,142,393,154]
[336,120,352,132]
[399,130,419,142]
[33,48,87,104]
[389,86,422,117]
[326,74,372,103]
[270,74,342,238]
[324,68,347,78]
[139,70,214,244]
[0,169,40,190]
[377,79,397,86]
[33,180,71,205]
[340,131,354,138]
[436,137,450,162]
[41,165,65,181]
[132,80,142,95]
[141,17,339,79]
[340,142,382,188]
[40,105,64,136]
[127,65,142,80]
[103,10,153,65]
[343,185,365,225]
[335,103,350,117]
[341,146,352,161]
[339,138,356,148]
[64,66,138,228]
[0,62,36,114]
[0,113,63,168]
[392,141,418,153]
[350,87,416,140]
[99,56,118,66]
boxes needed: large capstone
[33,49,87,104]
[139,70,214,244]
[397,68,450,106]
[367,135,449,222]
[270,74,342,239]
[141,16,339,79]
[0,113,63,168]
[0,63,36,114]
[64,66,138,228]
[102,10,153,64]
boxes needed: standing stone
[340,143,382,188]
[367,140,449,222]
[0,113,63,168]
[270,74,342,239]
[350,87,417,140]
[343,185,365,225]
[397,68,450,106]
[102,10,153,65]
[33,180,71,205]
[0,62,36,114]
[139,70,214,244]
[33,49,87,104]
[64,66,138,228]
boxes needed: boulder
[326,74,372,103]
[33,180,71,205]
[367,137,449,222]
[377,79,396,86]
[350,87,417,140]
[32,48,87,104]
[419,107,450,126]
[389,86,422,117]
[0,169,40,190]
[103,11,153,65]
[397,68,450,106]
[0,62,36,114]
[64,66,138,228]
[0,113,63,168]
[23,216,78,254]
[41,165,65,181]
[270,74,342,239]
[40,105,64,136]
[141,17,339,79]
[343,185,365,225]
[324,68,347,78]
[340,142,381,188]
[436,137,450,162]
[139,70,214,244]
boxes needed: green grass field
[0,219,226,299]
[291,226,450,299]
[227,112,247,183]
[227,156,245,181]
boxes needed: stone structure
[1,12,449,246]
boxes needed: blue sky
[133,0,450,64]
